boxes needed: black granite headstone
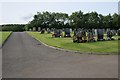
[52,29,62,37]
[64,28,71,37]
[97,29,105,41]
[118,29,120,36]
[41,29,45,34]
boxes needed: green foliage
[26,11,119,30]
[2,24,25,31]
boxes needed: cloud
[22,14,33,21]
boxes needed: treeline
[1,24,25,31]
[25,10,120,30]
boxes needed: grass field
[27,32,119,54]
[0,31,12,45]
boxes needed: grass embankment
[0,31,12,45]
[27,32,118,54]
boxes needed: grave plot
[64,28,71,37]
[73,28,118,43]
[47,28,51,34]
[97,29,105,41]
[106,29,115,40]
[52,29,63,37]
[40,28,45,34]
[73,29,95,43]
[87,29,96,42]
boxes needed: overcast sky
[0,0,119,24]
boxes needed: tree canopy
[25,11,119,30]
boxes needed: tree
[25,11,119,30]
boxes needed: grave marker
[52,29,62,37]
[97,29,105,41]
[64,28,71,37]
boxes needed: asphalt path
[2,32,118,78]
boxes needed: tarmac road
[2,32,118,78]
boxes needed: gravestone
[76,29,83,43]
[64,28,71,37]
[38,27,41,32]
[41,28,45,34]
[33,27,36,31]
[82,30,87,42]
[111,30,116,36]
[47,28,51,34]
[118,29,120,40]
[70,28,72,33]
[94,29,97,37]
[106,29,114,40]
[97,29,105,41]
[29,28,32,31]
[73,29,77,36]
[73,28,83,43]
[52,29,62,37]
[87,29,96,42]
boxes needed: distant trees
[25,11,119,30]
[1,24,25,31]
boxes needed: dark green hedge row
[1,24,25,31]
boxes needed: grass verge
[27,31,118,54]
[0,31,12,45]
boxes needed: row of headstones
[52,28,72,37]
[30,27,72,37]
[73,28,120,43]
[30,27,51,34]
[30,27,120,41]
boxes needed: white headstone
[38,27,41,32]
[33,27,36,31]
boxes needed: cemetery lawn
[0,31,12,45]
[27,32,118,54]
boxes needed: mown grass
[27,31,119,54]
[0,31,12,45]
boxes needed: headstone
[64,28,71,37]
[70,28,72,33]
[82,30,87,42]
[87,29,96,42]
[47,28,51,34]
[118,29,120,40]
[118,29,120,36]
[38,27,41,32]
[41,28,45,34]
[106,29,113,40]
[33,27,36,31]
[76,29,83,43]
[52,29,62,37]
[29,28,32,31]
[97,29,105,41]
[94,29,97,36]
[51,28,54,32]
[73,28,83,43]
